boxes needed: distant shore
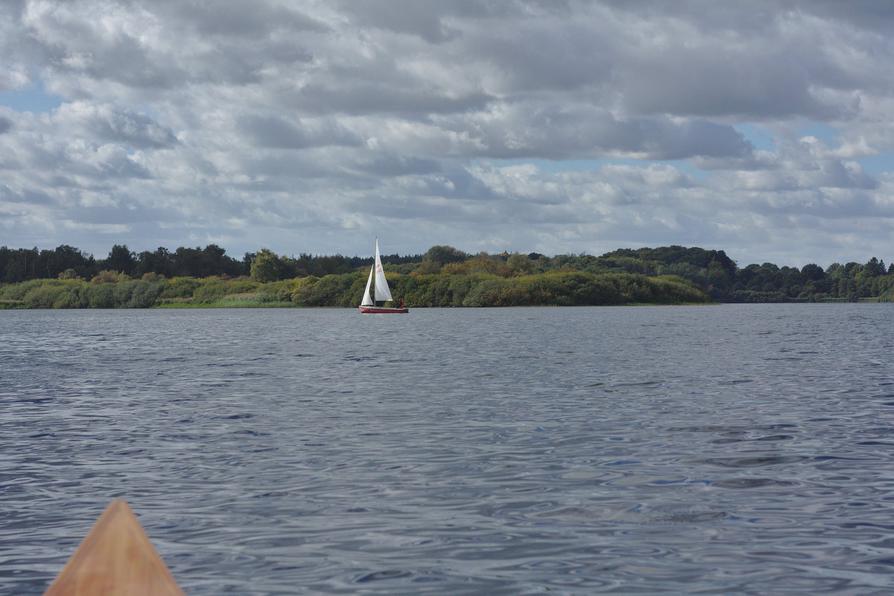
[0,270,708,309]
[2,274,887,310]
[3,244,893,307]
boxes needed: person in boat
[399,298,405,308]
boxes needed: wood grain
[45,499,183,595]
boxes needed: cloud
[161,0,326,38]
[425,105,753,160]
[1,0,894,265]
[54,102,177,148]
[238,114,362,149]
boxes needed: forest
[1,243,893,308]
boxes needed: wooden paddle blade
[45,499,183,596]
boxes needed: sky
[2,1,894,266]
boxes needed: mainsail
[373,238,393,302]
[361,264,374,306]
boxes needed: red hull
[359,305,409,314]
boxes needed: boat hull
[359,305,409,314]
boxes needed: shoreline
[4,301,891,311]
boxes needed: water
[1,305,894,594]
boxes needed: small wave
[355,570,413,583]
[652,511,727,523]
[718,378,754,385]
[714,478,797,489]
[609,380,663,388]
[698,455,809,468]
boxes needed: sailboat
[359,239,408,313]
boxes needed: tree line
[2,242,894,305]
[0,244,418,283]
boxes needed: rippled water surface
[2,305,894,594]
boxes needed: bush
[23,284,65,308]
[19,280,87,308]
[192,278,229,303]
[91,270,128,284]
[161,277,201,299]
[292,273,358,306]
[258,279,297,303]
[86,283,116,308]
[113,280,163,308]
[289,276,320,304]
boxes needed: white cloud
[0,1,894,265]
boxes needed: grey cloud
[608,1,894,42]
[237,151,346,181]
[336,0,555,43]
[467,20,615,93]
[638,119,753,160]
[22,2,316,93]
[620,49,844,120]
[91,147,153,179]
[82,36,183,90]
[0,111,157,187]
[722,160,877,193]
[348,195,477,223]
[0,184,54,206]
[434,106,752,160]
[158,0,327,37]
[0,116,11,134]
[239,115,362,149]
[351,155,442,177]
[416,166,499,200]
[815,160,877,190]
[337,0,458,43]
[294,83,494,118]
[790,0,894,33]
[62,104,177,149]
[460,2,882,120]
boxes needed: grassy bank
[0,270,709,309]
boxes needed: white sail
[373,238,393,302]
[361,264,374,306]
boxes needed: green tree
[801,263,825,281]
[250,249,286,282]
[105,245,136,274]
[423,245,468,265]
[507,253,533,275]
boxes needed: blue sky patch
[798,122,839,146]
[0,81,63,113]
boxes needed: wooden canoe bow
[45,499,183,595]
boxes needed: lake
[2,305,894,593]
